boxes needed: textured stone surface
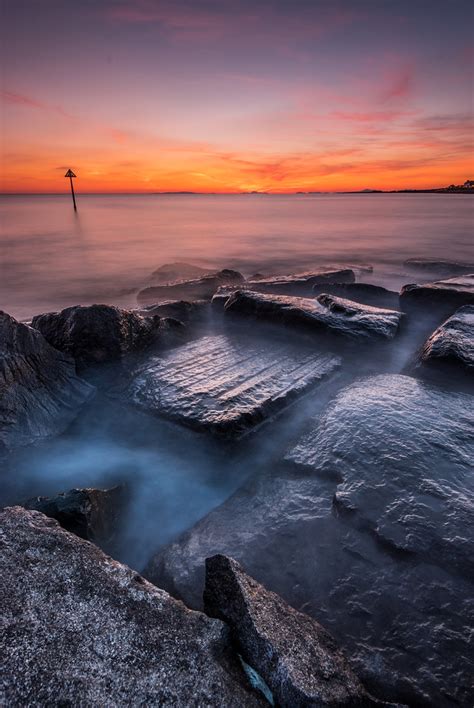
[417,305,474,375]
[400,274,474,316]
[246,269,355,295]
[137,299,209,322]
[224,291,402,340]
[32,304,161,368]
[0,507,263,707]
[404,258,474,275]
[0,310,94,451]
[129,333,340,437]
[148,375,474,706]
[204,554,381,707]
[137,269,244,304]
[312,283,400,310]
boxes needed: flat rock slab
[129,333,341,437]
[246,269,355,295]
[417,305,474,375]
[400,274,474,317]
[137,269,244,304]
[0,311,94,451]
[287,374,474,576]
[204,554,381,707]
[404,258,474,275]
[225,291,402,340]
[312,283,400,310]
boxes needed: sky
[1,0,473,193]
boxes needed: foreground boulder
[129,332,340,437]
[0,311,94,451]
[0,507,263,706]
[245,269,355,295]
[400,274,474,317]
[415,305,473,378]
[24,486,124,550]
[204,554,381,707]
[32,304,161,368]
[312,283,399,310]
[224,291,402,340]
[148,375,473,705]
[137,269,244,304]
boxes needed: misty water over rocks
[1,193,473,706]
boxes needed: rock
[32,304,161,368]
[204,554,381,707]
[137,299,209,322]
[224,291,402,340]
[128,333,340,437]
[246,269,355,295]
[150,262,213,283]
[0,311,94,451]
[404,258,474,276]
[312,283,400,310]
[400,274,474,318]
[415,305,474,377]
[23,486,125,549]
[138,269,244,304]
[147,375,474,705]
[0,507,264,707]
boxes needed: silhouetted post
[65,169,77,211]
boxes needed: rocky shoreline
[1,259,473,706]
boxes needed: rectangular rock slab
[129,333,341,437]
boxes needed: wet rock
[415,305,474,377]
[246,269,355,295]
[137,299,209,322]
[0,507,263,707]
[0,311,94,451]
[24,486,125,549]
[204,554,381,707]
[404,258,474,276]
[150,262,213,283]
[32,304,161,368]
[129,333,340,437]
[138,269,244,304]
[224,291,402,340]
[400,274,474,318]
[147,375,474,706]
[312,283,400,310]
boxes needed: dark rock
[415,305,474,377]
[32,304,161,368]
[312,283,400,310]
[404,258,474,276]
[400,274,474,318]
[137,299,209,322]
[150,262,213,283]
[24,486,125,549]
[138,269,244,304]
[128,333,340,437]
[0,507,264,707]
[147,375,474,706]
[246,269,355,295]
[204,554,382,707]
[0,310,94,451]
[224,291,402,340]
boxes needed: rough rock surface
[137,269,244,304]
[312,283,400,310]
[416,305,474,375]
[246,269,355,295]
[129,333,340,436]
[400,274,474,316]
[32,304,161,368]
[404,258,474,275]
[137,299,209,322]
[148,375,474,706]
[24,486,125,549]
[204,554,381,707]
[0,507,264,707]
[224,291,402,340]
[0,310,94,451]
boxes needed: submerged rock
[32,304,161,368]
[0,311,94,451]
[150,261,213,283]
[415,305,474,377]
[224,291,402,340]
[400,274,474,317]
[137,269,244,304]
[404,258,474,276]
[312,283,400,310]
[148,375,474,705]
[246,269,355,295]
[204,554,381,707]
[24,486,125,549]
[129,333,340,437]
[0,507,264,707]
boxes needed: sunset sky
[1,0,473,193]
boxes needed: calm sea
[1,193,473,320]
